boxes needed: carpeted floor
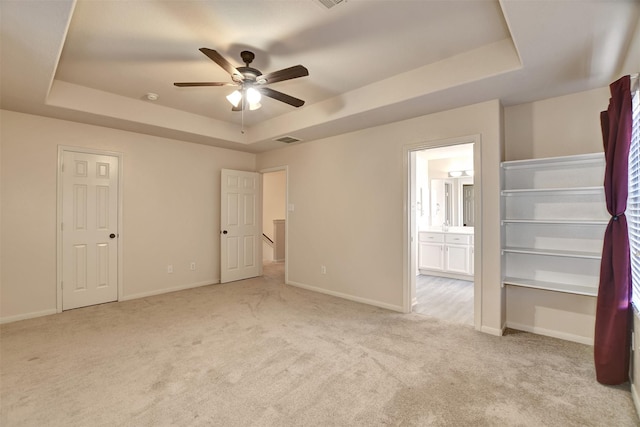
[1,262,637,426]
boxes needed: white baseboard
[481,324,505,336]
[120,280,217,302]
[0,308,57,325]
[632,382,640,421]
[418,269,473,281]
[506,321,594,345]
[287,280,404,313]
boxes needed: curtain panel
[594,75,633,385]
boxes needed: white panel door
[220,169,261,283]
[62,151,118,310]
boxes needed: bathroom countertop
[419,227,474,235]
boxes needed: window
[630,79,640,309]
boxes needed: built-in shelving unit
[500,152,607,297]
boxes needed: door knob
[109,233,116,239]
[222,230,228,235]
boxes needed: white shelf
[502,247,601,259]
[502,219,608,225]
[501,186,603,196]
[503,277,598,297]
[501,153,606,297]
[501,152,604,170]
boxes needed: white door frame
[403,135,482,330]
[259,165,289,284]
[56,146,124,313]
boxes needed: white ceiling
[2,0,639,153]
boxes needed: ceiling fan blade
[260,87,305,108]
[259,65,309,85]
[174,82,237,87]
[199,48,243,80]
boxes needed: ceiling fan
[174,48,309,111]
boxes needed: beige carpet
[1,262,637,426]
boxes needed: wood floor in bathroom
[413,274,474,326]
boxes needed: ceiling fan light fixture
[246,87,262,104]
[249,102,262,111]
[226,90,242,107]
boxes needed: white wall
[415,151,429,230]
[0,110,255,322]
[503,86,611,344]
[257,100,504,333]
[504,86,609,160]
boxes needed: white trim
[259,165,289,284]
[418,269,474,281]
[56,146,124,313]
[120,280,217,301]
[500,152,603,169]
[505,321,593,345]
[632,382,640,421]
[0,309,58,325]
[481,324,505,337]
[287,280,404,313]
[403,134,483,331]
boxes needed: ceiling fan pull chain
[241,96,245,134]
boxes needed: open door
[220,169,262,283]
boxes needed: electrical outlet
[190,262,196,271]
[167,265,173,274]
[321,265,326,274]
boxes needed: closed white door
[220,169,261,283]
[61,151,119,310]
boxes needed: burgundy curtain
[594,75,633,385]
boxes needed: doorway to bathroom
[409,141,476,326]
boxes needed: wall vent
[315,0,344,10]
[275,136,302,144]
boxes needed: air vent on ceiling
[275,136,302,144]
[315,0,344,10]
